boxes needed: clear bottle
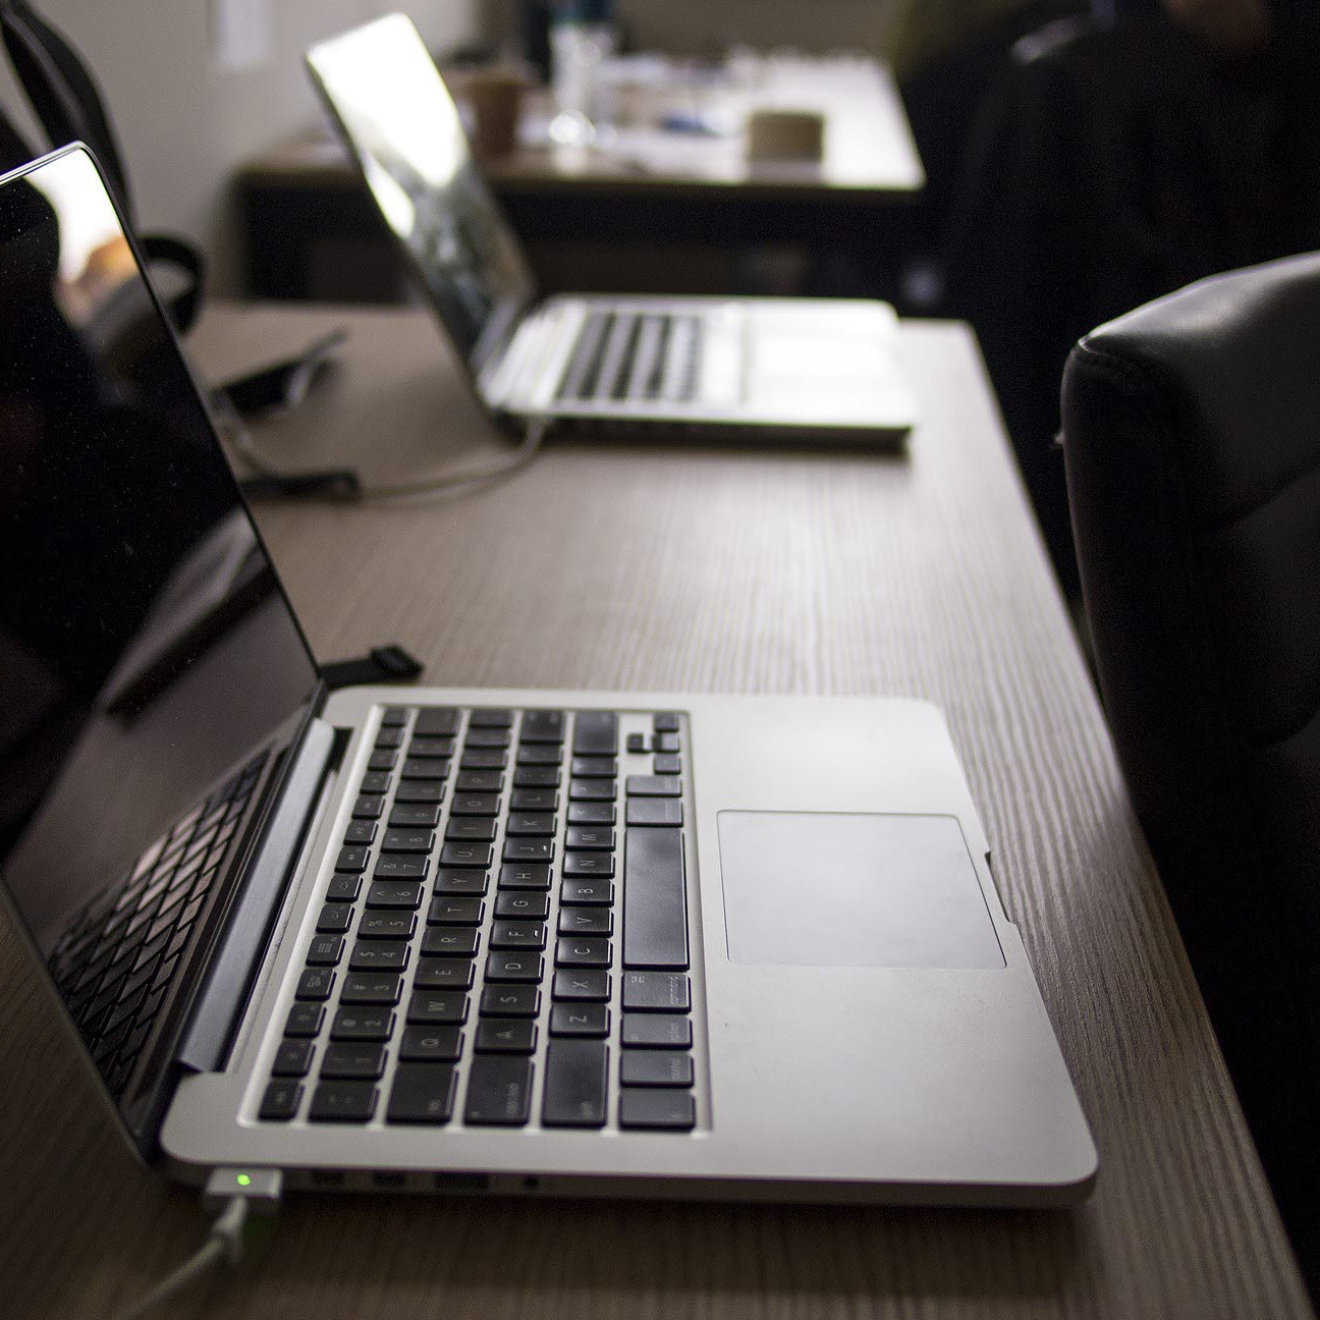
[548,0,617,146]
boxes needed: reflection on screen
[307,14,535,369]
[0,149,320,1094]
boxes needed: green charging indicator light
[236,1173,252,1187]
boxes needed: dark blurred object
[218,327,346,417]
[945,8,1320,599]
[0,0,206,333]
[1062,253,1320,1300]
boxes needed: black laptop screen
[0,149,319,978]
[306,13,536,371]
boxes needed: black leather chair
[1061,252,1320,1293]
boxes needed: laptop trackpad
[717,812,1004,969]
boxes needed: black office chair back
[0,0,204,333]
[1061,252,1320,1293]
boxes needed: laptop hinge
[173,718,337,1074]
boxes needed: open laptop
[304,14,916,444]
[0,145,1094,1203]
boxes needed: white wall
[0,1,480,291]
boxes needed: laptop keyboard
[47,750,268,1099]
[556,311,702,405]
[258,706,700,1134]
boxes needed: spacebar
[623,827,689,969]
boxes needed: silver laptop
[305,14,916,444]
[0,146,1094,1204]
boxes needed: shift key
[623,827,688,969]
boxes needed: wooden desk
[237,58,923,301]
[0,303,1311,1320]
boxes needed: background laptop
[0,145,1094,1202]
[305,14,916,444]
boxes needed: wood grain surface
[0,304,1309,1320]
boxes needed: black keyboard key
[401,758,450,780]
[421,927,480,957]
[475,1018,538,1054]
[520,710,565,743]
[381,828,435,853]
[317,903,354,934]
[468,728,512,749]
[622,971,691,1012]
[653,754,682,776]
[560,878,614,906]
[285,1003,324,1037]
[340,973,402,1005]
[464,1055,533,1125]
[432,869,489,896]
[409,736,456,759]
[343,820,377,845]
[626,798,682,828]
[368,749,397,772]
[427,895,484,925]
[556,937,611,968]
[480,984,540,1018]
[459,749,507,771]
[259,1079,302,1121]
[395,780,445,804]
[516,744,563,766]
[389,803,441,828]
[510,788,559,811]
[621,1014,692,1049]
[373,855,429,881]
[331,1007,395,1041]
[549,1003,610,1037]
[336,846,370,873]
[623,828,688,970]
[490,920,547,950]
[499,863,552,890]
[619,1089,695,1131]
[446,818,497,842]
[400,1024,463,1062]
[450,793,501,817]
[573,711,618,756]
[570,757,617,779]
[375,725,404,748]
[625,776,681,798]
[568,802,616,826]
[558,908,612,936]
[387,1064,456,1124]
[505,813,557,837]
[353,795,385,819]
[320,1044,386,1080]
[513,766,561,789]
[654,732,681,754]
[653,713,680,732]
[357,911,417,940]
[439,842,493,869]
[621,1051,694,1088]
[366,881,423,909]
[359,772,392,795]
[327,874,362,902]
[469,707,513,727]
[563,852,615,878]
[485,952,544,983]
[565,826,615,851]
[349,941,410,973]
[272,1039,314,1076]
[455,770,503,792]
[380,706,410,726]
[503,838,554,863]
[626,732,649,754]
[494,891,550,920]
[569,779,615,802]
[305,935,344,966]
[414,958,475,990]
[543,1039,608,1128]
[414,707,460,736]
[296,968,336,1001]
[309,1080,377,1123]
[408,989,469,1024]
